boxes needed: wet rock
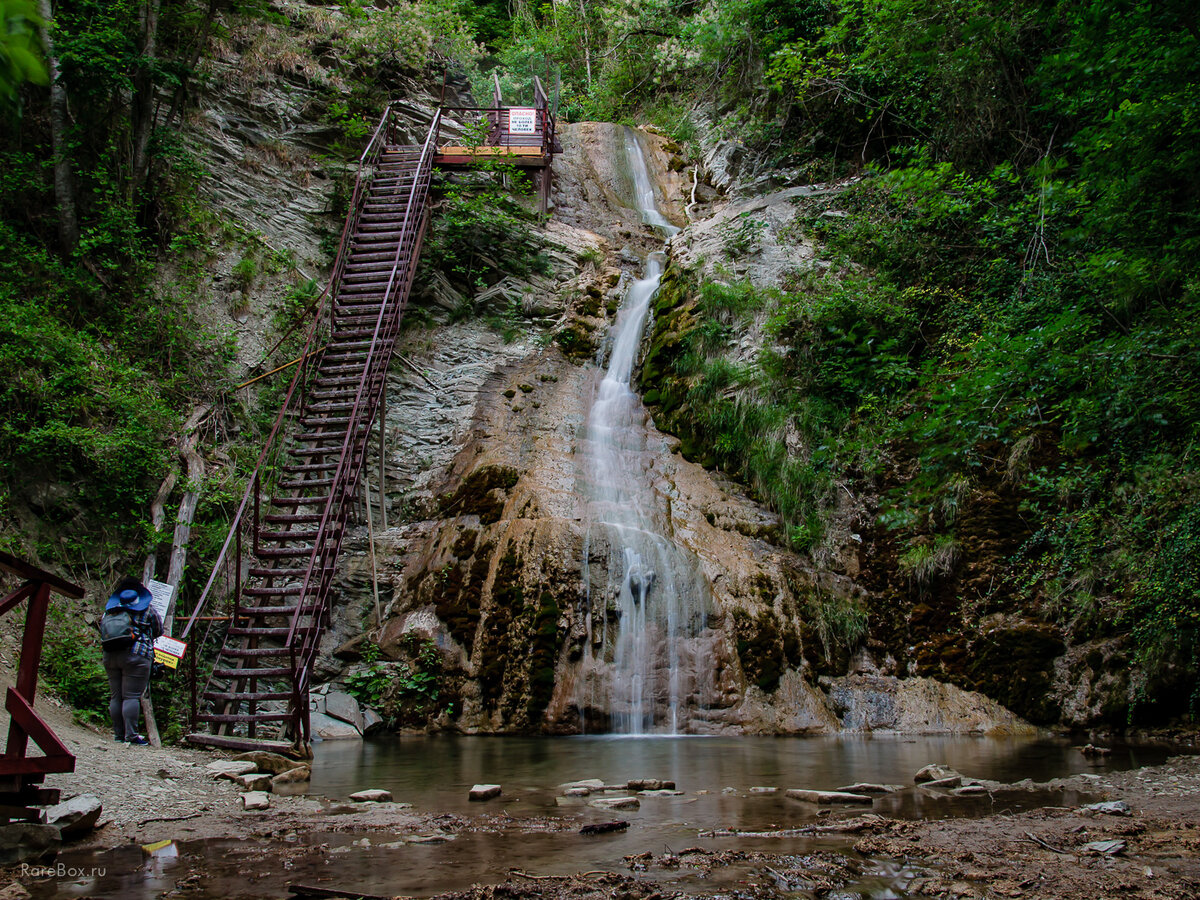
[1077,743,1112,757]
[953,785,990,796]
[563,787,592,797]
[580,821,629,835]
[749,786,778,793]
[921,775,963,789]
[240,791,270,811]
[637,789,684,797]
[469,784,502,801]
[627,778,675,791]
[824,675,1034,735]
[310,710,362,740]
[271,765,312,787]
[1082,839,1126,856]
[407,833,455,843]
[785,789,875,805]
[0,823,60,866]
[324,691,365,732]
[836,783,903,794]
[561,779,605,791]
[361,707,384,736]
[1084,800,1131,816]
[46,795,102,839]
[350,789,393,803]
[915,764,963,783]
[228,772,273,792]
[207,760,257,777]
[233,751,304,775]
[589,796,640,811]
[0,881,32,900]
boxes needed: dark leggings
[103,650,151,740]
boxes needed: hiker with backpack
[100,576,163,745]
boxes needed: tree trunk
[130,0,162,196]
[35,0,79,252]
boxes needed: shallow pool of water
[39,733,1173,900]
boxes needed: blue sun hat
[105,576,153,612]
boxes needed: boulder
[324,691,365,732]
[271,765,312,786]
[233,751,305,776]
[588,796,640,811]
[240,791,270,811]
[0,824,59,866]
[350,789,393,803]
[785,789,874,805]
[45,795,102,839]
[207,760,257,777]
[914,764,962,784]
[468,784,502,802]
[361,707,384,737]
[310,710,362,741]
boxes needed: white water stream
[578,128,709,733]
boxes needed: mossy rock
[439,465,520,525]
[965,624,1064,724]
[503,388,516,399]
[732,608,786,693]
[555,321,599,362]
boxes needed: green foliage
[41,608,109,726]
[345,635,447,727]
[0,0,46,108]
[805,591,868,661]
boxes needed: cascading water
[578,128,712,734]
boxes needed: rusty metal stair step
[276,479,334,491]
[196,712,293,724]
[258,529,320,542]
[235,603,321,618]
[242,584,304,597]
[248,565,331,578]
[281,462,338,473]
[343,250,403,265]
[202,689,293,701]
[209,666,293,679]
[262,512,324,525]
[223,646,292,658]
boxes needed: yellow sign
[153,636,186,669]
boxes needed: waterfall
[578,128,708,734]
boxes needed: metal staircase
[182,108,441,752]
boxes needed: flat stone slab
[46,795,102,839]
[627,779,676,791]
[637,789,684,797]
[207,760,257,777]
[836,783,903,794]
[920,775,963,789]
[589,796,640,811]
[469,784,502,802]
[785,789,875,805]
[324,691,365,732]
[560,779,605,791]
[350,789,393,803]
[749,786,778,793]
[952,785,990,796]
[563,787,592,797]
[240,791,270,810]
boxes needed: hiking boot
[126,734,150,745]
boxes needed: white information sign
[508,107,537,134]
[146,578,175,624]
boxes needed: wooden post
[378,380,388,531]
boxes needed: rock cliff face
[318,122,1030,736]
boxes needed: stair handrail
[179,105,399,646]
[286,109,443,740]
